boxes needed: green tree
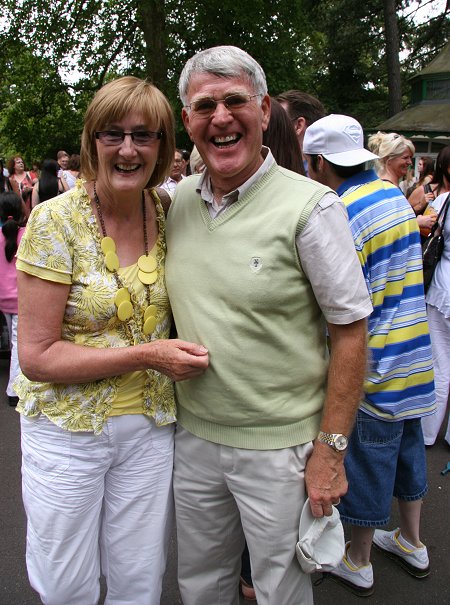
[301,0,448,126]
[0,38,81,165]
[384,0,403,116]
[0,0,448,159]
[1,0,309,150]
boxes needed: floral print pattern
[14,181,176,434]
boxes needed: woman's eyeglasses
[95,131,163,146]
[185,93,262,117]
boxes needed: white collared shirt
[197,147,273,218]
[194,146,372,325]
[160,175,185,198]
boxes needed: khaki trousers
[174,426,314,605]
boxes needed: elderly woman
[15,76,209,605]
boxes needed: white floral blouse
[14,181,176,434]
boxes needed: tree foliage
[0,0,448,164]
[301,0,449,126]
[0,37,82,164]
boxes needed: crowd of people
[0,44,449,605]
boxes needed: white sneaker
[328,542,374,597]
[373,528,430,578]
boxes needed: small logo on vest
[250,257,263,272]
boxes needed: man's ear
[261,95,271,132]
[294,116,306,137]
[182,108,193,141]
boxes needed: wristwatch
[317,431,349,452]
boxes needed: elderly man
[303,114,435,596]
[165,47,372,605]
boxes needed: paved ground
[0,356,449,605]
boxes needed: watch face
[334,435,348,451]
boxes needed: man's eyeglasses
[95,131,163,146]
[185,93,262,117]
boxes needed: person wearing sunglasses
[165,45,373,605]
[15,76,208,605]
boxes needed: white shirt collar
[197,146,275,216]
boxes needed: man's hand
[304,441,348,518]
[304,318,367,517]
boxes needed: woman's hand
[417,212,437,230]
[424,191,435,205]
[18,272,209,384]
[143,339,209,381]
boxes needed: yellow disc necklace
[93,182,158,336]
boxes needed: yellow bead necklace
[93,182,158,336]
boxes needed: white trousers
[21,413,174,605]
[174,426,314,605]
[4,312,20,396]
[423,304,450,445]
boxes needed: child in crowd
[0,192,25,405]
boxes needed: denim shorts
[338,410,428,527]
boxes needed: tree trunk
[138,1,167,91]
[383,0,402,116]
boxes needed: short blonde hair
[368,131,415,171]
[80,76,175,188]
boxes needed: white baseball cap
[296,498,345,574]
[303,114,379,167]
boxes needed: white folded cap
[296,498,345,574]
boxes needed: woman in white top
[61,153,81,190]
[423,149,450,446]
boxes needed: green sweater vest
[166,163,332,449]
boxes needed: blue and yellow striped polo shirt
[337,170,435,420]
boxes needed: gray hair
[179,45,268,106]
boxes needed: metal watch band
[317,431,348,451]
